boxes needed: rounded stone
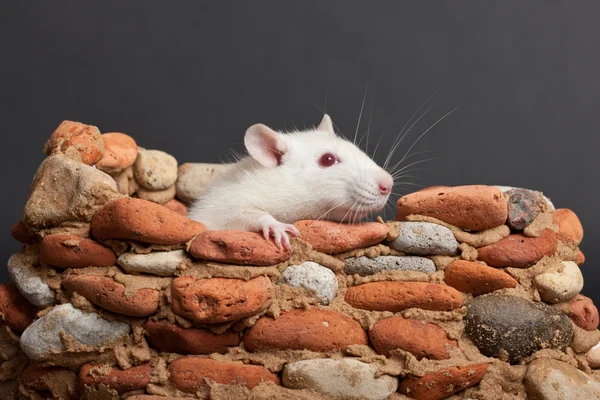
[465,294,573,363]
[477,229,558,268]
[282,358,397,400]
[0,283,36,332]
[43,120,104,165]
[443,260,517,296]
[569,296,599,331]
[576,249,585,265]
[505,188,544,230]
[117,249,188,276]
[168,357,279,392]
[534,261,583,304]
[91,197,206,245]
[495,185,555,210]
[171,276,273,323]
[244,308,368,352]
[40,235,117,269]
[586,341,600,368]
[344,255,436,276]
[524,358,600,400]
[163,198,188,216]
[62,275,160,317]
[399,364,488,400]
[293,220,389,254]
[136,184,177,205]
[175,162,236,202]
[133,149,178,190]
[10,221,38,244]
[143,320,240,354]
[8,250,55,307]
[396,185,507,231]
[278,261,338,304]
[552,208,584,246]
[24,155,121,229]
[390,222,458,255]
[78,363,151,394]
[369,316,456,360]
[20,303,130,360]
[96,132,138,174]
[345,281,462,312]
[189,230,291,266]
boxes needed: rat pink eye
[319,153,339,167]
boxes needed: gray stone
[278,262,338,304]
[505,188,544,230]
[344,255,436,276]
[176,162,236,202]
[534,261,583,304]
[495,185,555,210]
[7,248,55,307]
[24,155,121,229]
[20,303,130,360]
[524,358,600,400]
[133,149,178,190]
[283,358,398,400]
[465,294,572,363]
[390,222,458,255]
[117,249,188,276]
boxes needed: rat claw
[288,225,301,237]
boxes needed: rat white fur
[187,114,393,248]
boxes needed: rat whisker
[383,93,438,170]
[354,83,369,145]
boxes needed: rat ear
[317,114,335,136]
[244,124,288,167]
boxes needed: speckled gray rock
[176,162,236,202]
[495,185,555,210]
[7,249,55,307]
[524,358,600,400]
[505,188,544,230]
[278,262,338,304]
[390,222,457,255]
[133,149,178,190]
[24,155,121,229]
[283,358,397,400]
[344,255,436,276]
[117,249,188,276]
[465,294,572,363]
[20,303,130,360]
[534,261,583,304]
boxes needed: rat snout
[377,173,394,196]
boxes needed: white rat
[187,114,394,249]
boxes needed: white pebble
[344,255,436,276]
[278,262,338,304]
[20,304,130,360]
[133,149,178,190]
[7,251,55,307]
[117,250,188,276]
[391,222,457,255]
[283,358,397,400]
[534,261,583,304]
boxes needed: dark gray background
[1,1,598,303]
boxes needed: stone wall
[1,120,599,399]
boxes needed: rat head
[244,114,394,222]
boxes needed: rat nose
[379,183,392,195]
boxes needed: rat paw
[260,220,300,250]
